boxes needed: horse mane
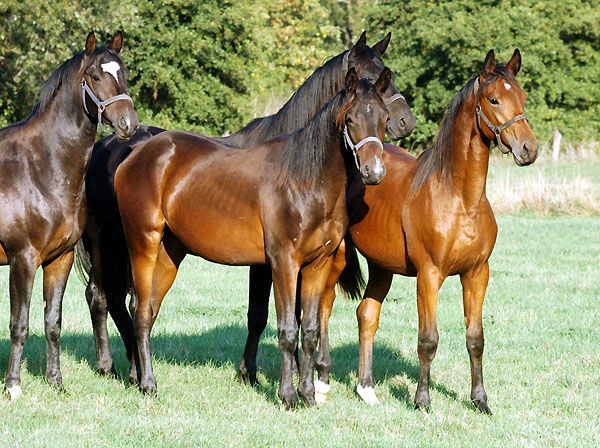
[274,89,350,189]
[221,46,384,148]
[410,64,516,193]
[29,46,122,118]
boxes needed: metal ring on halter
[475,103,527,155]
[81,79,133,132]
[343,124,384,170]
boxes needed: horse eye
[92,75,100,82]
[346,117,353,124]
[490,97,499,105]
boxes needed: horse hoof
[356,384,380,405]
[314,379,330,404]
[7,385,23,401]
[278,391,297,410]
[472,399,492,415]
[414,392,431,411]
[140,381,157,396]
[97,365,117,377]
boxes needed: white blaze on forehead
[504,82,512,90]
[101,61,121,83]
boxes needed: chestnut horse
[245,49,538,412]
[113,69,391,408]
[75,32,415,378]
[0,31,138,398]
[315,49,538,413]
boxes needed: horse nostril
[522,142,530,156]
[119,116,131,132]
[399,117,406,129]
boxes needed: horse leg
[356,263,393,405]
[5,250,38,399]
[82,230,115,376]
[314,244,346,404]
[414,265,443,410]
[460,262,491,414]
[41,250,74,389]
[240,265,272,386]
[297,257,334,406]
[270,253,300,410]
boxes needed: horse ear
[372,32,391,56]
[345,67,359,92]
[110,31,123,54]
[482,49,496,77]
[85,31,97,56]
[375,67,391,93]
[351,31,367,56]
[506,48,521,76]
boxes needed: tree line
[1,0,598,149]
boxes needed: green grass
[0,215,598,447]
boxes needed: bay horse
[113,69,392,408]
[311,49,539,412]
[76,32,415,379]
[0,31,139,398]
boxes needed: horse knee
[278,328,298,354]
[466,329,484,358]
[44,318,62,343]
[86,282,108,315]
[418,330,439,358]
[302,325,319,352]
[9,322,29,344]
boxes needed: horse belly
[169,211,266,266]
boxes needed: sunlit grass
[0,214,598,447]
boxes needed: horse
[0,31,139,399]
[75,31,415,379]
[113,69,392,409]
[310,49,539,412]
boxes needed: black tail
[74,238,91,285]
[337,235,365,300]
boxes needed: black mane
[29,46,122,118]
[275,78,380,188]
[218,46,385,149]
[410,64,516,192]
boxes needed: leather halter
[343,124,384,170]
[82,79,133,131]
[476,104,527,154]
[473,77,527,154]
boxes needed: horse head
[475,49,538,166]
[80,31,139,140]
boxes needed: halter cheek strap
[82,79,133,131]
[475,104,527,155]
[343,124,384,170]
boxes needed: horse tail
[337,235,365,300]
[74,238,91,285]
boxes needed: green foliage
[363,0,600,148]
[0,0,598,145]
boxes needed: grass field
[0,159,599,447]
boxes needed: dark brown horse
[113,69,391,408]
[0,31,138,399]
[310,49,538,413]
[76,32,415,378]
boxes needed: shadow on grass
[0,324,461,409]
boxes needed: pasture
[0,157,598,447]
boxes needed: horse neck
[447,98,491,212]
[37,82,96,183]
[220,53,347,148]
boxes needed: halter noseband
[343,124,384,171]
[82,79,133,131]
